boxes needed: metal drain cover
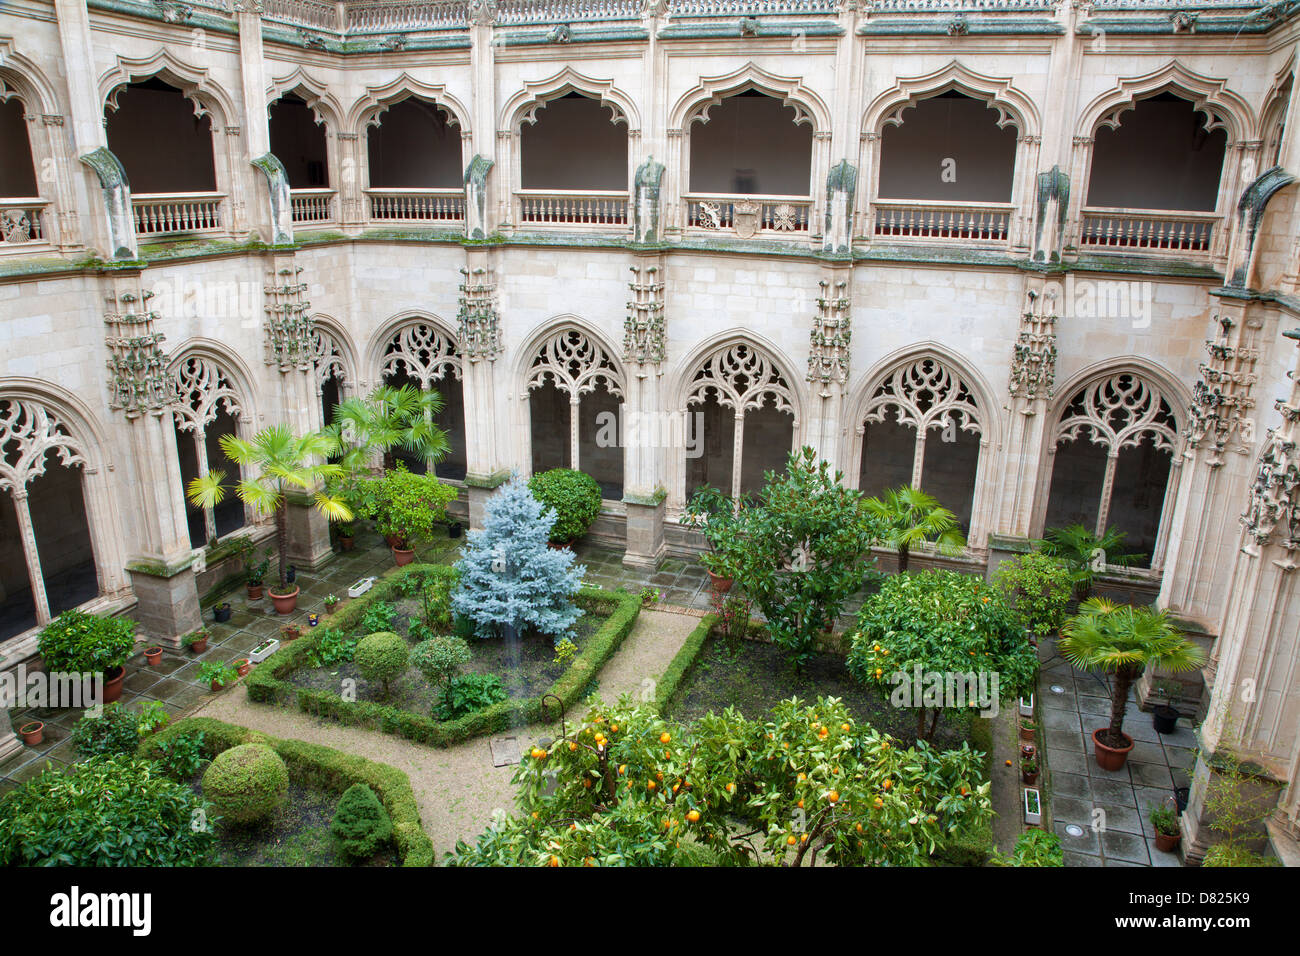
[490,736,521,767]
[1050,684,1066,694]
[1065,824,1085,837]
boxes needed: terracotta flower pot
[102,666,125,704]
[247,583,264,600]
[384,533,402,548]
[145,646,163,666]
[210,679,225,692]
[234,659,251,677]
[392,547,415,567]
[708,571,733,593]
[270,586,299,615]
[189,636,208,654]
[1022,770,1039,785]
[1019,724,1038,743]
[1092,728,1135,771]
[339,535,355,552]
[1154,830,1181,853]
[19,721,43,746]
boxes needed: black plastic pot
[286,565,297,584]
[1174,786,1190,814]
[1153,705,1181,735]
[449,522,463,539]
[213,603,232,623]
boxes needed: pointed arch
[347,73,471,133]
[670,62,829,133]
[1077,61,1254,144]
[500,66,641,134]
[863,60,1039,138]
[266,66,345,130]
[514,315,626,401]
[0,39,62,115]
[308,313,357,395]
[369,311,462,391]
[99,49,237,125]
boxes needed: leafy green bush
[993,550,1073,639]
[360,601,397,635]
[71,702,141,757]
[38,609,136,674]
[375,466,458,548]
[527,468,602,543]
[137,700,170,735]
[419,565,459,632]
[1004,829,1064,867]
[355,631,409,696]
[309,627,358,667]
[152,729,208,780]
[0,755,212,866]
[434,673,506,720]
[331,783,394,860]
[410,636,471,692]
[202,743,289,825]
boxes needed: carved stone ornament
[1009,287,1058,403]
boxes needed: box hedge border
[246,563,642,748]
[653,612,717,714]
[137,716,436,867]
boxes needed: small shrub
[0,755,212,866]
[310,628,358,667]
[410,636,471,691]
[434,673,506,720]
[137,700,171,735]
[355,631,409,697]
[199,661,239,687]
[38,609,136,674]
[527,468,602,543]
[201,743,289,826]
[331,783,394,860]
[71,702,141,757]
[152,730,208,780]
[360,601,397,635]
[552,637,578,667]
[1003,829,1063,867]
[993,550,1073,639]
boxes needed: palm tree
[1041,524,1144,599]
[331,384,450,475]
[864,486,965,573]
[186,425,352,593]
[1059,597,1205,756]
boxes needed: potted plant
[992,549,1073,643]
[1024,787,1042,826]
[233,658,251,677]
[527,468,603,546]
[199,661,238,691]
[19,720,43,746]
[1150,805,1182,853]
[244,550,270,601]
[330,383,451,480]
[280,623,302,642]
[640,586,659,607]
[375,465,457,566]
[1151,677,1183,735]
[323,594,340,613]
[864,485,966,574]
[337,523,356,551]
[1019,718,1038,743]
[187,425,352,615]
[1059,597,1206,771]
[1021,756,1039,785]
[449,521,463,539]
[186,629,210,653]
[213,602,232,623]
[683,485,745,592]
[144,645,163,667]
[1018,694,1035,718]
[37,609,137,705]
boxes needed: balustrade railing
[0,199,49,246]
[290,188,336,225]
[683,194,812,236]
[1078,208,1217,255]
[131,193,225,237]
[497,0,642,22]
[345,0,468,31]
[263,0,341,29]
[367,188,466,222]
[517,190,629,226]
[871,199,1011,243]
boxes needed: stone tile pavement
[1036,637,1194,867]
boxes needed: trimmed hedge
[653,613,717,714]
[247,563,642,748]
[138,717,435,867]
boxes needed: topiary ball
[527,468,602,543]
[331,783,393,860]
[201,743,288,826]
[354,631,409,695]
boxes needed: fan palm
[1040,524,1143,599]
[1058,597,1205,747]
[331,384,450,474]
[864,486,965,573]
[186,425,351,591]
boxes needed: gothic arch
[369,312,462,391]
[308,313,358,397]
[346,74,471,134]
[500,66,641,134]
[1077,62,1254,144]
[266,67,345,130]
[1258,60,1294,164]
[863,60,1039,138]
[166,341,258,432]
[0,40,62,115]
[669,63,830,133]
[0,378,128,632]
[99,49,237,125]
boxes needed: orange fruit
[548,856,559,867]
[828,790,840,803]
[660,733,671,744]
[786,835,797,845]
[725,782,735,793]
[647,781,656,790]
[841,723,850,731]
[686,810,700,822]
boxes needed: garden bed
[666,630,976,751]
[138,716,435,866]
[247,563,641,747]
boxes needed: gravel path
[192,608,702,861]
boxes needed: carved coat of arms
[733,200,761,239]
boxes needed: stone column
[104,274,202,644]
[458,249,507,528]
[622,247,668,569]
[805,265,853,473]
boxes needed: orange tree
[446,696,990,867]
[848,570,1039,742]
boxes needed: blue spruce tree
[451,476,586,642]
